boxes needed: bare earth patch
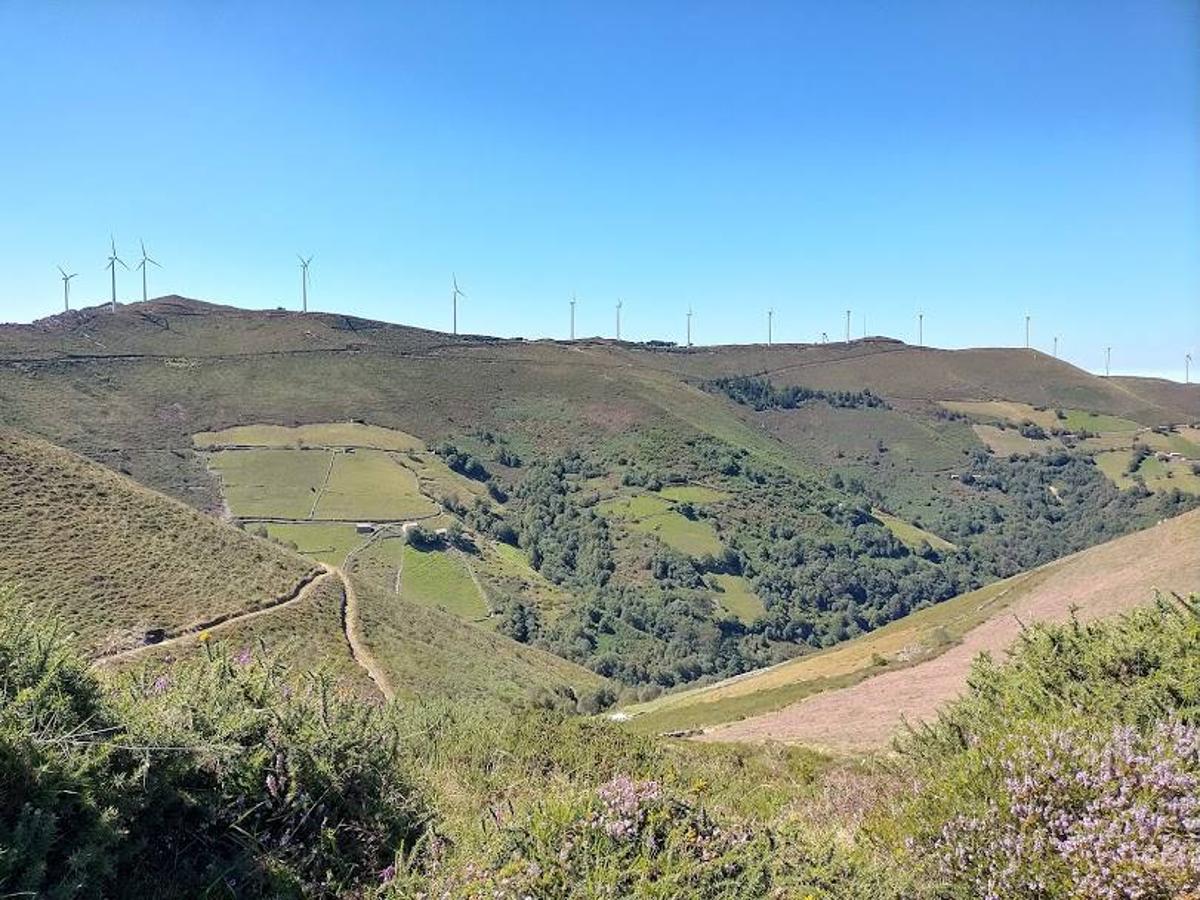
[698,509,1200,754]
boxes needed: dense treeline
[705,375,887,411]
[497,433,1196,688]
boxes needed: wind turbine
[1053,335,1060,358]
[1105,346,1112,377]
[845,309,851,343]
[686,306,693,347]
[136,240,160,303]
[616,299,622,340]
[57,266,77,312]
[917,311,923,346]
[569,294,577,340]
[451,274,465,335]
[105,236,128,312]
[767,307,773,346]
[1186,353,1192,385]
[1025,314,1031,349]
[298,255,313,312]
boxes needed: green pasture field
[261,522,365,565]
[193,422,424,451]
[871,509,957,551]
[314,450,440,520]
[710,573,765,623]
[401,545,490,622]
[206,448,331,519]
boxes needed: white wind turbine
[136,240,161,303]
[105,236,128,312]
[57,266,77,312]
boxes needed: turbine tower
[1053,335,1059,358]
[57,266,77,312]
[917,311,923,346]
[845,309,851,343]
[616,299,622,340]
[1105,346,1112,377]
[105,236,127,313]
[298,255,313,313]
[1025,314,1031,349]
[136,240,160,303]
[686,306,693,347]
[451,274,465,334]
[569,294,577,340]
[1187,353,1192,385]
[767,307,773,346]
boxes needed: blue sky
[1,1,1196,378]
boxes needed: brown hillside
[698,508,1200,753]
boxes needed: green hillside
[1,299,1196,698]
[0,428,317,655]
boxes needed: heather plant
[875,595,1200,899]
[408,773,904,899]
[909,720,1200,898]
[117,644,430,896]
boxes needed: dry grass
[0,429,315,655]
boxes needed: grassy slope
[627,508,1200,738]
[349,566,607,704]
[126,573,371,692]
[0,428,317,655]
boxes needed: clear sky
[1,1,1196,379]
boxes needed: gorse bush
[0,590,426,898]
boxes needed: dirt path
[332,564,396,700]
[93,566,333,665]
[698,510,1200,753]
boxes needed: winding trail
[333,564,395,700]
[93,566,334,666]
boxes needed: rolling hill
[622,508,1200,750]
[1,296,1197,704]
